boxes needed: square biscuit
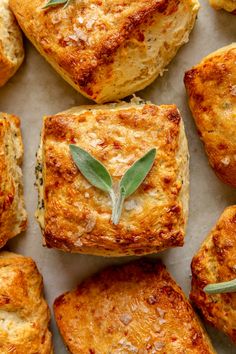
[10,0,199,103]
[191,206,236,344]
[0,113,27,248]
[0,251,53,353]
[184,44,236,187]
[54,260,216,353]
[36,101,189,256]
[36,100,189,256]
[36,102,188,256]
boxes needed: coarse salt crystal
[75,239,83,247]
[118,338,138,353]
[156,307,166,318]
[90,139,104,148]
[68,34,79,42]
[231,85,236,96]
[86,18,96,29]
[119,313,132,325]
[125,200,139,211]
[154,342,165,350]
[221,156,230,166]
[131,303,138,311]
[73,25,88,42]
[78,16,84,24]
[159,318,166,325]
[147,295,157,305]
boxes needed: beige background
[0,1,235,353]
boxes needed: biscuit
[54,259,216,354]
[209,0,236,13]
[0,113,27,248]
[191,205,236,344]
[10,0,199,103]
[184,44,236,187]
[35,99,189,256]
[0,251,53,353]
[0,0,24,87]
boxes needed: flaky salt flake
[156,307,166,318]
[221,156,230,166]
[74,239,83,247]
[125,200,139,211]
[86,18,96,29]
[119,313,132,325]
[77,16,84,24]
[159,318,166,325]
[118,338,138,353]
[231,85,236,96]
[147,295,157,305]
[154,342,165,351]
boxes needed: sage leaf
[120,148,156,197]
[43,0,70,9]
[112,186,126,225]
[69,145,112,193]
[204,279,236,294]
[70,145,156,225]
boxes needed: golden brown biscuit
[54,259,216,354]
[0,251,53,354]
[0,0,24,87]
[209,0,236,13]
[184,44,236,187]
[10,0,199,103]
[191,205,236,344]
[35,100,189,256]
[0,113,27,248]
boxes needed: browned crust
[57,0,169,91]
[0,46,17,87]
[10,0,198,102]
[0,251,53,353]
[190,205,236,344]
[184,44,236,187]
[0,113,27,248]
[39,103,188,256]
[9,0,168,97]
[0,1,24,87]
[54,259,215,353]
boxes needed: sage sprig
[69,145,156,225]
[204,279,236,294]
[43,0,71,9]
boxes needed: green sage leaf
[204,279,236,294]
[69,145,112,193]
[120,148,156,198]
[42,0,70,9]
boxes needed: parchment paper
[0,1,235,353]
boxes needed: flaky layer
[191,206,236,344]
[0,0,24,86]
[10,0,199,103]
[184,43,236,187]
[54,259,216,353]
[36,100,189,256]
[0,113,27,248]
